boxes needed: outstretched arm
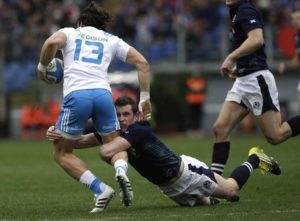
[125,48,152,120]
[100,137,131,163]
[46,126,131,162]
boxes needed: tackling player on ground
[47,96,281,207]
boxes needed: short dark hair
[115,96,138,114]
[78,1,113,30]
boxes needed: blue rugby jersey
[228,0,268,76]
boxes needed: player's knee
[226,187,239,199]
[223,179,239,199]
[53,149,68,166]
[265,135,283,145]
[99,148,112,163]
[213,122,230,140]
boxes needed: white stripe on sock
[243,162,253,174]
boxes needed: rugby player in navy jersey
[47,96,280,207]
[211,0,300,175]
[278,7,300,113]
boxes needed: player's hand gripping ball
[46,58,64,84]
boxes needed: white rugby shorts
[297,80,300,92]
[158,155,217,207]
[226,70,280,116]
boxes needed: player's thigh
[254,110,292,140]
[56,91,93,138]
[160,155,218,206]
[92,89,119,134]
[101,130,120,144]
[214,101,248,130]
[54,137,78,153]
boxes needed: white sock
[79,170,97,187]
[114,159,128,176]
[80,170,105,194]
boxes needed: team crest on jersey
[203,180,212,189]
[253,101,261,110]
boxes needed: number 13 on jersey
[74,39,104,64]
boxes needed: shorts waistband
[159,160,185,187]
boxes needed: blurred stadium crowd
[0,0,297,78]
[1,0,300,138]
[0,0,299,91]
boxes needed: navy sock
[211,141,230,175]
[247,154,259,169]
[229,155,259,189]
[286,116,300,136]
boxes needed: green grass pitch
[0,135,299,221]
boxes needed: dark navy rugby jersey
[229,0,268,76]
[121,121,182,185]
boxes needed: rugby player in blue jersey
[38,2,151,213]
[211,0,300,175]
[47,96,280,207]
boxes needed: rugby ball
[46,58,64,84]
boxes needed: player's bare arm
[100,136,131,163]
[76,133,100,149]
[125,48,152,120]
[125,48,150,93]
[221,28,264,77]
[37,31,67,83]
[46,125,131,161]
[278,55,300,74]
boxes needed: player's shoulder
[128,121,151,133]
[56,27,78,39]
[237,1,258,14]
[104,31,124,44]
[235,2,261,23]
[58,27,77,34]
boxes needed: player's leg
[213,146,280,201]
[211,101,248,175]
[213,152,261,201]
[92,89,133,206]
[158,155,218,207]
[53,138,86,178]
[253,73,300,144]
[212,153,258,201]
[101,132,133,207]
[254,110,295,145]
[54,91,93,179]
[55,90,114,213]
[212,174,239,201]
